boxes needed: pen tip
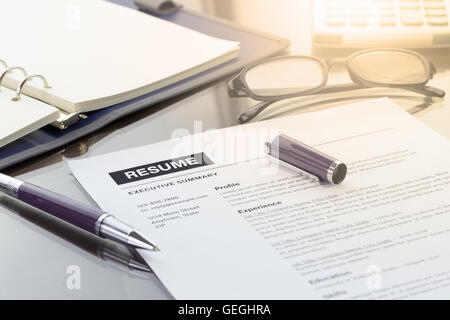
[128,231,160,252]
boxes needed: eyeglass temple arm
[404,86,445,98]
[237,84,364,124]
[305,84,444,98]
[237,100,272,124]
[237,84,445,124]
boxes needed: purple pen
[265,134,347,185]
[0,173,159,251]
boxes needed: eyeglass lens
[245,58,324,97]
[349,51,428,85]
[244,51,429,98]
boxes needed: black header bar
[109,153,213,185]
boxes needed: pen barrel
[268,134,347,184]
[17,182,105,234]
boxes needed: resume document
[68,99,450,299]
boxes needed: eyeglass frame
[228,48,445,103]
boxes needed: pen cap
[134,0,181,15]
[266,134,347,184]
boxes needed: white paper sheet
[0,87,60,148]
[68,99,450,299]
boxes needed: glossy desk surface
[1,0,449,299]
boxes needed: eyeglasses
[228,48,446,124]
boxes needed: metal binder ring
[0,59,7,69]
[12,74,52,101]
[0,67,27,92]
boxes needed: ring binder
[0,58,84,129]
[12,74,51,102]
[0,0,290,169]
[0,66,27,92]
